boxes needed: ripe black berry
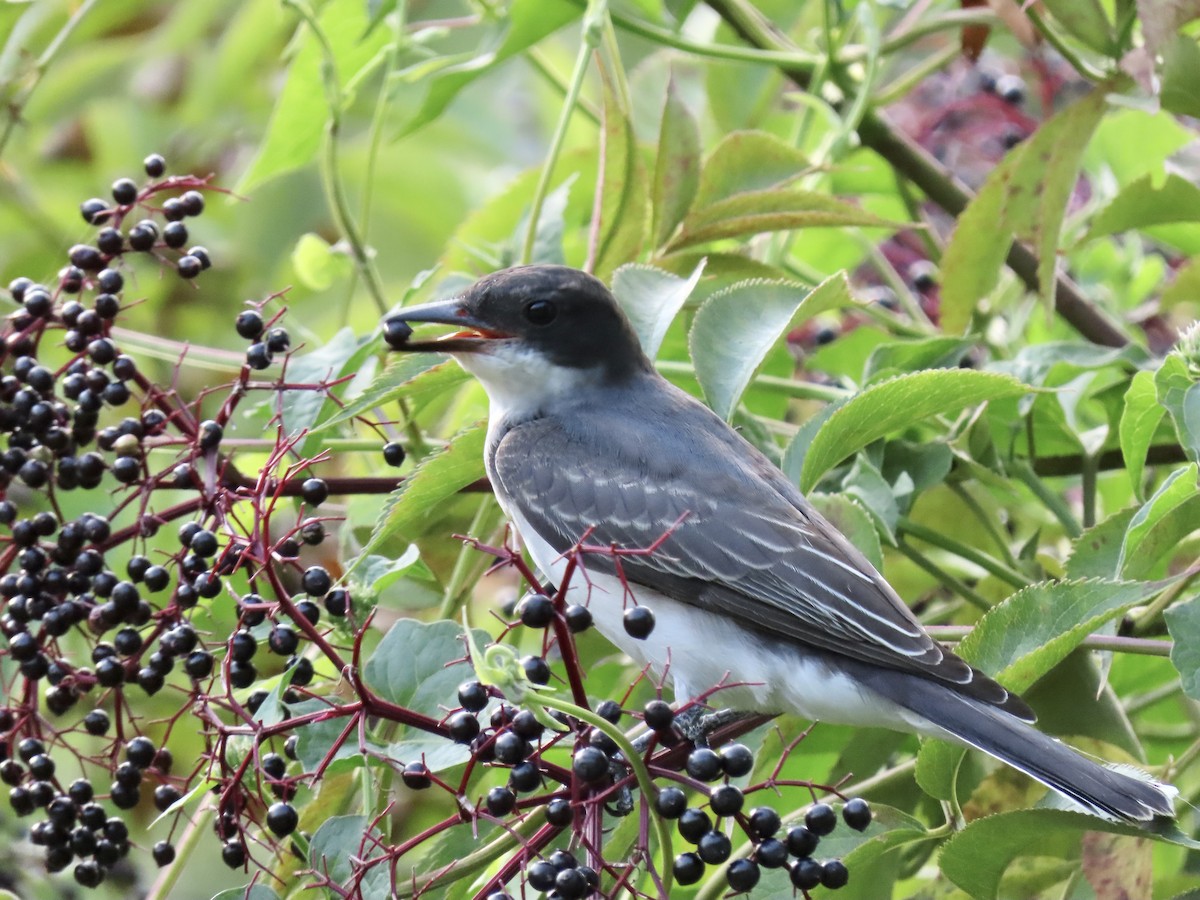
[301,565,332,596]
[83,709,110,735]
[177,255,202,279]
[382,441,405,466]
[673,851,705,885]
[805,802,837,836]
[457,680,488,713]
[154,784,182,812]
[179,190,205,216]
[268,624,299,656]
[685,747,722,782]
[643,699,674,732]
[709,784,744,817]
[719,742,754,777]
[126,736,156,768]
[163,221,189,248]
[300,477,328,506]
[622,605,654,638]
[187,246,212,269]
[112,178,138,204]
[265,327,290,352]
[508,760,540,792]
[697,829,732,864]
[842,797,871,831]
[516,592,554,628]
[554,868,588,899]
[235,310,264,340]
[520,654,550,685]
[790,857,823,890]
[447,711,480,744]
[324,588,350,616]
[185,650,214,679]
[74,859,104,887]
[97,228,124,254]
[128,220,158,251]
[80,198,109,224]
[785,825,819,858]
[571,746,609,783]
[748,805,781,838]
[152,839,176,866]
[527,860,558,891]
[678,807,712,843]
[485,786,516,816]
[655,786,687,819]
[564,603,592,632]
[822,858,850,888]
[144,154,166,176]
[266,801,299,836]
[756,836,789,868]
[544,798,573,826]
[401,761,431,789]
[222,840,246,868]
[595,699,622,723]
[727,857,761,891]
[383,319,413,349]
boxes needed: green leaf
[809,493,883,569]
[593,63,647,280]
[1065,507,1137,579]
[292,701,378,775]
[351,545,430,596]
[941,88,1110,333]
[611,260,705,360]
[238,0,389,192]
[316,356,469,432]
[651,78,701,247]
[941,809,1199,900]
[363,618,487,714]
[309,815,390,894]
[800,370,1030,492]
[356,423,486,557]
[395,0,578,137]
[1165,595,1200,700]
[692,130,809,210]
[291,232,351,291]
[956,577,1176,694]
[280,328,373,452]
[1120,370,1166,498]
[863,336,975,382]
[840,456,898,545]
[689,274,850,421]
[386,733,471,773]
[1156,354,1200,465]
[1118,463,1200,579]
[669,189,904,250]
[211,886,281,900]
[1162,255,1200,309]
[1040,0,1114,55]
[1160,34,1200,118]
[1084,173,1200,240]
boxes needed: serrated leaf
[278,327,370,449]
[941,809,1198,900]
[800,370,1030,492]
[1165,595,1200,700]
[1121,370,1166,498]
[669,189,904,250]
[1156,354,1200,465]
[652,78,701,247]
[1084,173,1200,241]
[941,88,1110,334]
[363,618,487,713]
[611,260,705,360]
[809,493,883,569]
[316,356,468,432]
[1161,34,1200,118]
[693,131,809,210]
[238,0,389,193]
[864,336,975,382]
[593,63,647,279]
[352,545,429,595]
[689,274,850,421]
[1118,463,1200,579]
[956,577,1177,694]
[356,423,486,558]
[1065,507,1138,579]
[395,0,578,137]
[841,456,899,545]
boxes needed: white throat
[454,342,598,433]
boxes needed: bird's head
[383,265,652,386]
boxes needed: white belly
[504,504,926,733]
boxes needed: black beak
[382,297,511,353]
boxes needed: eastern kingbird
[384,264,1175,823]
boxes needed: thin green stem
[895,540,993,611]
[437,497,501,620]
[1080,451,1098,530]
[526,48,601,125]
[1026,7,1108,82]
[0,0,101,160]
[871,42,958,107]
[1010,460,1082,538]
[898,518,1029,590]
[284,0,389,314]
[520,1,607,265]
[949,483,1019,570]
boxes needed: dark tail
[870,672,1176,823]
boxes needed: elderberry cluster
[0,156,364,890]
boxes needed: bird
[383,263,1175,824]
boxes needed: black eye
[523,300,557,325]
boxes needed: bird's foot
[677,707,758,746]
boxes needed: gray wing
[492,409,1031,718]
